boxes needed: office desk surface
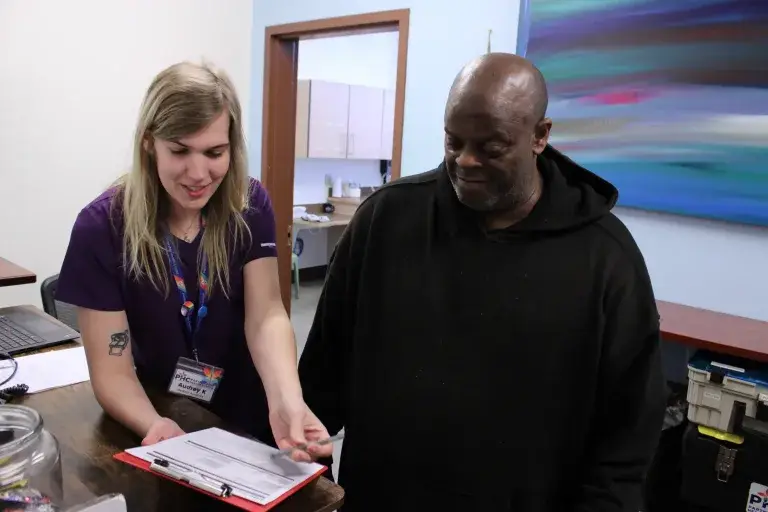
[658,300,768,363]
[0,257,36,287]
[20,382,344,511]
[293,213,353,229]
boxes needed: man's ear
[532,118,552,155]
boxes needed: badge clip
[181,301,195,317]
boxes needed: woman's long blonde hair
[116,61,251,297]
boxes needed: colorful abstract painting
[519,0,768,226]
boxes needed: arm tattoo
[108,330,130,356]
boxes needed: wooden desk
[19,383,344,511]
[0,257,36,287]
[11,308,343,511]
[293,213,353,230]
[658,300,768,363]
[293,197,359,231]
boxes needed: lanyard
[165,235,209,362]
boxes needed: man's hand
[269,398,334,463]
[141,417,185,445]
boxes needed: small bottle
[332,177,343,198]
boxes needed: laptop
[0,306,80,355]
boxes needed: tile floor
[290,279,323,356]
[289,279,343,480]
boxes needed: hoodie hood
[515,144,618,232]
[437,144,618,235]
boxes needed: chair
[40,274,80,332]
[291,225,301,300]
[292,252,300,299]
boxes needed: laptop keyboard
[0,316,45,354]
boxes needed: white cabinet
[380,89,395,160]
[298,80,396,161]
[295,80,310,158]
[346,85,384,160]
[307,80,349,158]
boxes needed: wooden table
[658,300,768,363]
[19,382,344,511]
[0,256,36,287]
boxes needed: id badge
[168,357,224,403]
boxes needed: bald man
[299,53,665,511]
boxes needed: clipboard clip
[150,458,233,498]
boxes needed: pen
[150,458,232,497]
[270,432,345,459]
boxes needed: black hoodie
[299,146,666,512]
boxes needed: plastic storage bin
[687,351,768,433]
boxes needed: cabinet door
[380,89,395,160]
[346,85,384,160]
[295,80,310,158]
[308,81,349,158]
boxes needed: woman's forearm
[247,312,303,406]
[91,370,162,437]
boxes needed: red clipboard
[114,451,327,511]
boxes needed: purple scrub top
[56,178,278,440]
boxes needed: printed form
[125,428,325,505]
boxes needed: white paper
[3,346,90,393]
[125,427,324,505]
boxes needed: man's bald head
[446,53,548,125]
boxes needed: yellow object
[0,478,29,492]
[697,425,744,445]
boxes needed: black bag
[681,416,768,512]
[646,420,687,511]
[645,381,689,512]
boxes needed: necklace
[176,216,199,242]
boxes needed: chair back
[40,274,80,332]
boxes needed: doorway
[260,9,410,314]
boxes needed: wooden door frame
[260,9,410,313]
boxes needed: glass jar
[0,405,63,511]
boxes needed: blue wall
[249,0,768,321]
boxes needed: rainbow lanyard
[165,234,209,362]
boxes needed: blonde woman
[57,62,331,462]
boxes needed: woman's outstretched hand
[269,398,334,463]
